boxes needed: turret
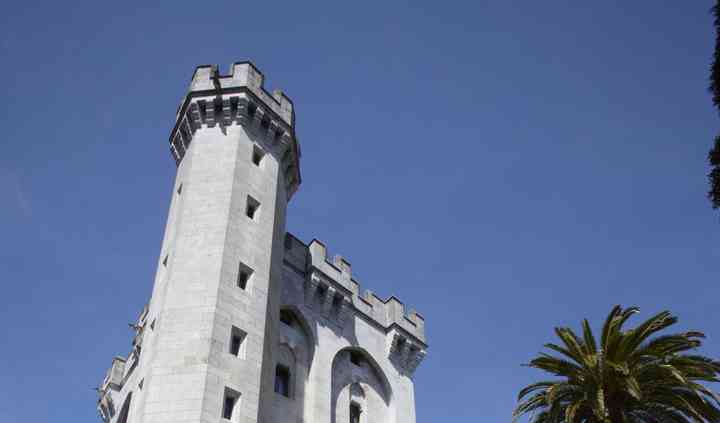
[97,62,302,423]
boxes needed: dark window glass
[246,204,257,219]
[252,146,264,166]
[222,395,235,419]
[350,403,361,423]
[275,365,291,397]
[230,335,242,355]
[238,271,249,289]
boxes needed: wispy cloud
[0,169,32,218]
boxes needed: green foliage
[708,135,720,209]
[709,1,720,208]
[513,306,720,423]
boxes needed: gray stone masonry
[96,62,427,423]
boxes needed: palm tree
[513,306,720,423]
[709,0,720,209]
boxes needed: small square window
[237,262,254,290]
[229,326,247,358]
[275,365,291,397]
[222,388,241,421]
[252,146,265,166]
[245,196,260,220]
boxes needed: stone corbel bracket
[97,356,125,422]
[169,62,301,199]
[304,270,353,327]
[388,330,427,377]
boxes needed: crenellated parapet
[283,233,427,352]
[169,62,301,198]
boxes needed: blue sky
[1,1,719,422]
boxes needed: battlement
[169,61,301,198]
[185,62,294,126]
[284,233,427,346]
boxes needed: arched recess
[331,347,393,423]
[116,392,132,423]
[270,306,316,423]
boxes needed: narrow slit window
[221,388,240,421]
[350,403,361,423]
[274,365,291,397]
[177,183,183,195]
[237,262,254,290]
[162,254,168,267]
[222,396,234,419]
[245,196,260,220]
[229,326,247,358]
[252,145,265,166]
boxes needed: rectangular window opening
[252,145,265,166]
[245,196,260,220]
[176,183,183,195]
[274,365,291,397]
[350,403,361,423]
[162,254,168,267]
[237,262,254,290]
[221,388,241,421]
[229,326,247,358]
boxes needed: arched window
[271,307,315,423]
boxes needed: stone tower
[97,62,427,423]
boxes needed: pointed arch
[279,305,315,367]
[269,305,317,423]
[331,347,393,423]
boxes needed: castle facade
[96,62,427,423]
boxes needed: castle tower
[97,63,427,423]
